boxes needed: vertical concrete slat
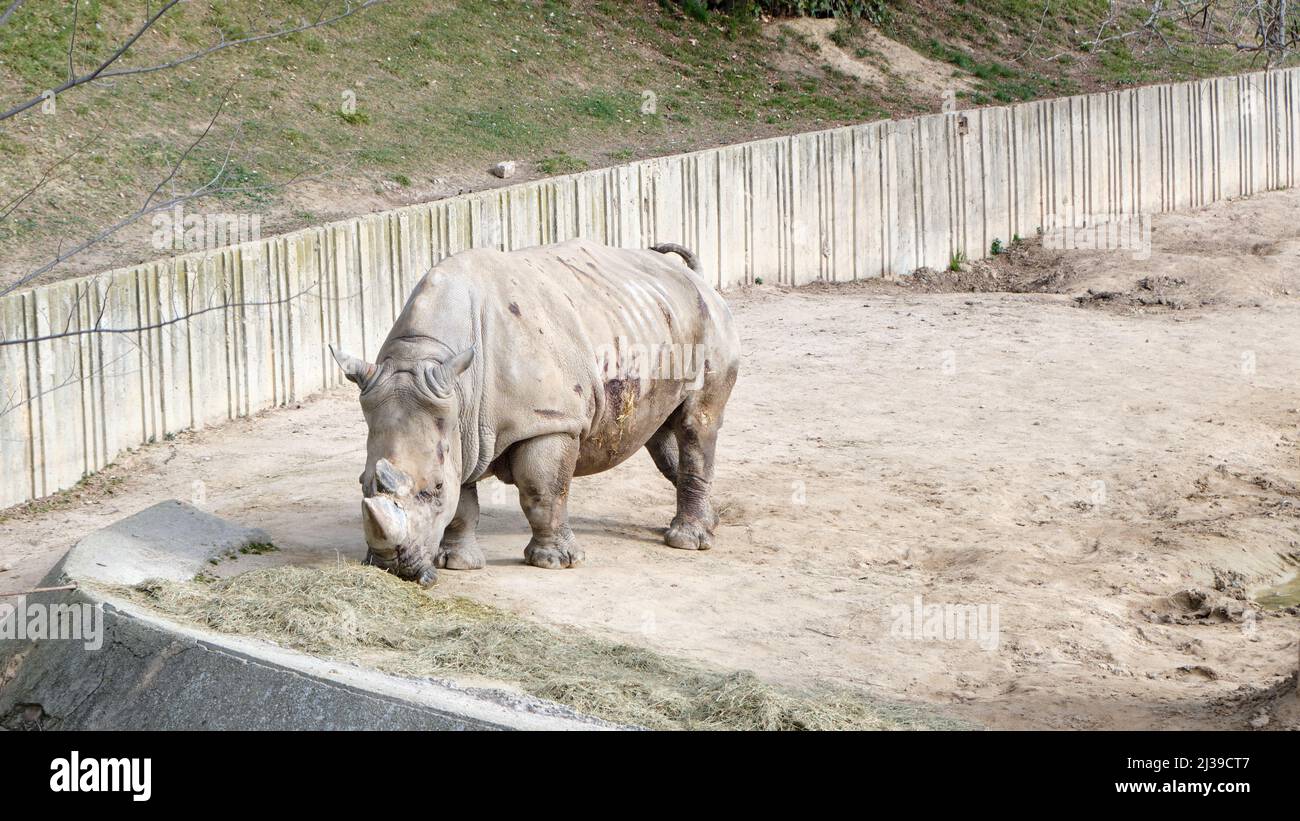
[612,166,642,252]
[0,293,34,507]
[651,155,686,254]
[689,150,722,287]
[1009,101,1040,241]
[189,253,228,427]
[916,113,952,272]
[851,123,885,279]
[745,144,780,284]
[982,107,1013,253]
[31,281,87,492]
[289,232,321,400]
[716,144,750,288]
[826,129,856,283]
[887,119,920,276]
[157,258,193,434]
[955,109,984,262]
[266,239,289,407]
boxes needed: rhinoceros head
[330,343,475,587]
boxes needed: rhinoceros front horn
[329,343,375,388]
[362,496,408,553]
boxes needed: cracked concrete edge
[0,501,621,730]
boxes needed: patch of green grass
[537,153,589,175]
[567,92,630,123]
[336,110,371,126]
[682,0,710,24]
[193,157,271,206]
[923,39,1066,103]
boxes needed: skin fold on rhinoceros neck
[378,271,493,486]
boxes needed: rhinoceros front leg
[665,401,722,551]
[512,433,585,569]
[435,483,485,570]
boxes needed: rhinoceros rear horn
[373,457,413,496]
[424,346,476,399]
[329,343,374,388]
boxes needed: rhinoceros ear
[424,346,475,399]
[329,344,374,389]
[373,458,413,496]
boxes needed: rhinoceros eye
[417,482,444,503]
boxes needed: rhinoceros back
[386,239,738,480]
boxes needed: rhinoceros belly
[574,375,686,476]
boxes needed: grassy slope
[886,0,1268,103]
[0,0,1289,290]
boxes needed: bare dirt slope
[3,192,1299,730]
[773,18,974,105]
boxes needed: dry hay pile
[120,564,968,731]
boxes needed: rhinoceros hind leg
[513,434,585,569]
[664,399,722,551]
[645,422,679,486]
[436,483,485,570]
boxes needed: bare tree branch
[1,0,380,294]
[0,0,182,122]
[67,0,80,83]
[96,0,386,81]
[0,0,386,123]
[0,84,351,298]
[1075,1,1300,66]
[0,125,108,223]
[1016,0,1055,62]
[0,0,22,28]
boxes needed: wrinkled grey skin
[331,239,739,587]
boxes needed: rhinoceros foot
[435,538,486,571]
[665,514,714,551]
[523,528,585,569]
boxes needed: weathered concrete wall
[2,69,1298,508]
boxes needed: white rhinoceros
[330,239,740,586]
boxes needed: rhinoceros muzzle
[361,495,440,588]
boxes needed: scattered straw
[117,564,968,730]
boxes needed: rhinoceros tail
[651,243,701,274]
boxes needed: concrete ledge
[0,501,616,730]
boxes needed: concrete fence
[2,68,1299,508]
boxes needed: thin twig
[67,0,80,83]
[0,123,109,223]
[0,0,22,27]
[97,0,386,81]
[0,584,79,598]
[0,0,387,122]
[0,0,182,122]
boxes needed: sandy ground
[3,190,1300,730]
